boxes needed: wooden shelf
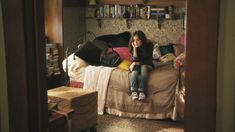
[147,0,185,7]
[96,0,186,7]
[97,0,142,5]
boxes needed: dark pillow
[159,44,175,56]
[115,31,131,42]
[94,34,116,43]
[109,37,129,47]
[94,32,131,47]
[74,41,102,65]
[92,39,109,51]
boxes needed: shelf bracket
[126,19,131,29]
[96,18,102,28]
[157,18,164,29]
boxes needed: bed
[62,32,184,120]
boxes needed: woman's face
[133,35,142,48]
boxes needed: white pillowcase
[62,53,88,72]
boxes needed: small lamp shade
[89,0,97,5]
[138,0,148,4]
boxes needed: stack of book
[148,7,166,19]
[93,4,176,20]
[46,43,61,76]
[95,4,148,19]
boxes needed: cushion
[108,47,131,61]
[152,44,162,60]
[179,33,186,46]
[118,60,131,71]
[92,39,109,51]
[159,44,175,56]
[94,34,115,43]
[94,32,131,47]
[74,41,102,65]
[173,44,185,56]
[159,53,176,63]
[62,53,88,72]
[109,37,129,47]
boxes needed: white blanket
[83,65,115,115]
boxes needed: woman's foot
[131,92,138,100]
[138,92,146,100]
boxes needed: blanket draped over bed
[83,65,115,115]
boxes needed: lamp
[138,0,148,4]
[88,0,97,6]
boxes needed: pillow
[159,53,176,63]
[94,34,116,43]
[62,53,88,72]
[109,37,129,47]
[108,47,131,61]
[92,39,109,51]
[173,44,185,56]
[95,32,131,47]
[152,44,162,60]
[74,41,102,65]
[179,33,186,46]
[159,44,175,56]
[118,60,131,71]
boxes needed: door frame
[1,0,47,131]
[0,0,219,131]
[185,0,219,131]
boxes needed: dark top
[131,42,154,68]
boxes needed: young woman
[129,30,154,100]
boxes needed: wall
[217,0,235,131]
[63,7,86,54]
[85,7,185,45]
[0,0,9,131]
[86,19,184,45]
[63,7,185,47]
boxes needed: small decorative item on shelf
[165,5,175,19]
[123,9,130,18]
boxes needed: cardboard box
[48,86,97,132]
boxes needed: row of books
[88,5,175,19]
[46,43,61,76]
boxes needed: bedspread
[105,63,179,119]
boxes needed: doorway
[0,0,219,131]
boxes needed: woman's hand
[129,62,140,71]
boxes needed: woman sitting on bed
[129,30,154,101]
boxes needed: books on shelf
[46,43,61,76]
[90,4,175,20]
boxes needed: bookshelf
[45,43,64,89]
[46,43,61,76]
[86,2,185,29]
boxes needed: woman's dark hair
[129,30,148,51]
[129,30,147,46]
[129,30,153,60]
